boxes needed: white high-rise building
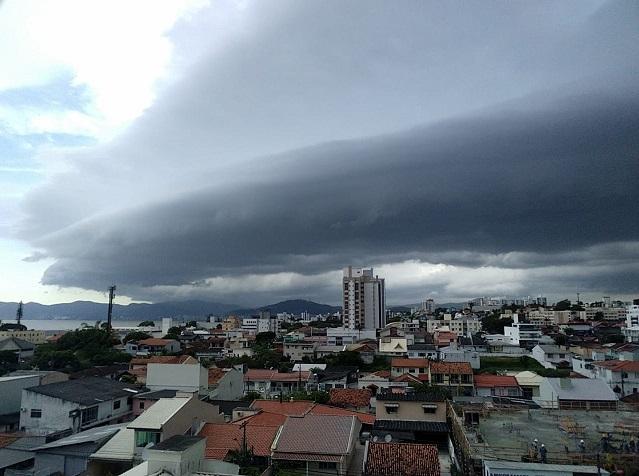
[342,266,385,330]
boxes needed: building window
[384,404,399,414]
[319,462,337,470]
[422,404,438,414]
[30,409,42,418]
[81,406,99,425]
[139,401,145,409]
[135,430,161,447]
[113,400,121,410]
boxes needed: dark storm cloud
[33,88,639,291]
[15,0,639,302]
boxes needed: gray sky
[2,0,638,305]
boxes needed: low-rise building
[531,344,571,369]
[428,361,474,396]
[328,388,372,412]
[363,441,440,476]
[426,314,481,336]
[271,414,361,476]
[390,358,428,379]
[536,377,617,410]
[591,360,639,397]
[327,327,376,346]
[207,366,244,401]
[512,371,544,399]
[473,374,522,398]
[244,369,310,397]
[0,375,41,432]
[503,316,542,348]
[377,337,409,356]
[0,329,47,345]
[439,345,480,369]
[407,343,438,359]
[146,361,208,395]
[19,377,140,435]
[282,340,318,361]
[0,337,35,359]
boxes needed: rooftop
[199,422,279,459]
[543,377,617,401]
[328,388,372,408]
[152,435,203,451]
[244,369,311,382]
[474,374,519,388]
[376,390,446,402]
[136,389,179,400]
[26,377,139,405]
[137,338,179,346]
[364,442,440,476]
[594,360,639,372]
[272,415,357,457]
[128,397,191,430]
[428,361,473,374]
[391,358,428,368]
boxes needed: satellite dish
[372,436,379,442]
[384,434,392,443]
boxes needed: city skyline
[1,1,638,306]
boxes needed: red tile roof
[309,404,375,425]
[364,442,440,476]
[208,368,225,385]
[594,360,639,372]
[237,411,288,427]
[372,370,391,378]
[244,369,310,382]
[137,338,178,346]
[272,415,357,458]
[428,361,473,375]
[474,374,519,388]
[391,358,428,368]
[251,400,314,416]
[199,422,279,459]
[393,373,429,383]
[328,388,371,408]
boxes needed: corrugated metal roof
[90,428,135,461]
[544,378,617,401]
[32,424,125,450]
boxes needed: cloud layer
[14,0,639,304]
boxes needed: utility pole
[576,292,580,306]
[16,301,23,327]
[107,285,116,332]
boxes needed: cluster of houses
[1,298,639,475]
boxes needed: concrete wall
[0,375,39,415]
[146,363,208,394]
[20,390,132,434]
[375,400,446,422]
[160,398,222,439]
[210,368,243,401]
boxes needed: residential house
[536,377,617,410]
[363,441,440,476]
[374,390,448,445]
[345,341,377,364]
[244,369,310,397]
[316,344,347,359]
[390,358,428,380]
[327,327,376,346]
[8,370,68,386]
[0,337,35,360]
[103,435,240,476]
[378,337,409,357]
[250,399,375,427]
[591,360,639,397]
[328,388,372,412]
[207,366,244,401]
[89,395,222,472]
[146,361,208,395]
[427,361,474,396]
[137,338,181,355]
[473,375,522,398]
[434,330,457,348]
[283,340,319,361]
[0,375,41,432]
[225,335,254,357]
[19,377,140,435]
[407,343,438,359]
[610,343,639,361]
[313,366,360,391]
[271,414,361,476]
[21,424,124,476]
[128,355,197,384]
[438,344,480,369]
[512,371,544,399]
[132,390,178,417]
[531,344,571,369]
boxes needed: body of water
[1,319,155,331]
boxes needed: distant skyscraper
[342,266,386,330]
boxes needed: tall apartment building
[342,266,385,330]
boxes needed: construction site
[448,400,639,475]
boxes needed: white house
[146,362,209,395]
[19,377,139,435]
[531,344,571,369]
[503,316,542,348]
[591,360,639,397]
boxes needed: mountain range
[0,299,340,321]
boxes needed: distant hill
[230,299,341,317]
[0,300,239,321]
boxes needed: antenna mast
[107,285,116,332]
[16,301,23,327]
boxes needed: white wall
[0,375,39,416]
[147,363,208,394]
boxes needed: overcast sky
[1,0,638,306]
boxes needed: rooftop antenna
[16,301,23,326]
[107,285,116,332]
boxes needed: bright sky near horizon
[1,0,637,306]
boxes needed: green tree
[138,320,155,327]
[242,391,263,402]
[0,350,19,376]
[123,331,152,344]
[186,320,197,328]
[255,332,276,347]
[164,326,182,339]
[288,390,330,403]
[554,299,572,311]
